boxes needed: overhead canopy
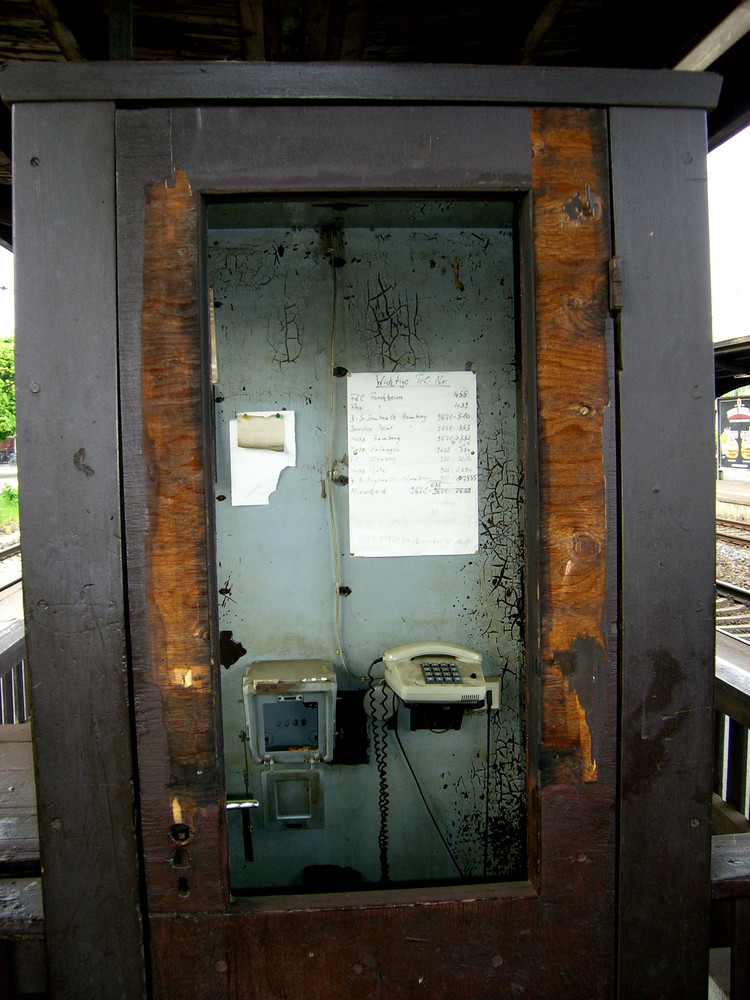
[716,337,750,398]
[1,2,750,272]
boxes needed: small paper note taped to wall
[230,411,296,505]
[237,413,285,451]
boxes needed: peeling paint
[364,273,427,370]
[219,630,246,669]
[210,215,525,887]
[563,184,601,225]
[452,258,465,292]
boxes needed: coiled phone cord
[366,683,391,883]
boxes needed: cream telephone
[383,642,486,706]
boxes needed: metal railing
[714,656,750,832]
[0,622,27,725]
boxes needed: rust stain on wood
[140,167,227,911]
[532,107,611,785]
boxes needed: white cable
[326,242,359,679]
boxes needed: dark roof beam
[239,0,265,60]
[31,0,85,61]
[262,0,280,60]
[340,0,368,61]
[325,0,367,61]
[108,0,133,61]
[717,361,750,379]
[305,0,331,60]
[519,0,567,64]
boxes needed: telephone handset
[383,642,485,705]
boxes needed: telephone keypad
[421,661,462,684]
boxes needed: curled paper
[237,413,285,451]
[230,411,296,505]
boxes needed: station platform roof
[716,338,750,398]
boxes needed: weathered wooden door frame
[7,63,720,1000]
[114,98,620,999]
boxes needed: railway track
[716,580,750,644]
[717,517,750,548]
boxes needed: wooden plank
[116,133,228,912]
[0,62,723,109]
[261,0,280,59]
[13,101,146,999]
[530,105,617,985]
[30,0,85,61]
[129,99,616,1000]
[139,167,227,911]
[339,0,369,61]
[713,833,750,899]
[713,793,750,835]
[730,896,750,1000]
[238,0,265,60]
[119,99,617,997]
[0,625,24,681]
[712,830,750,998]
[108,0,133,60]
[0,723,38,865]
[115,93,528,926]
[168,104,532,192]
[531,106,613,776]
[611,105,716,999]
[0,878,44,939]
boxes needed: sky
[0,126,747,342]
[708,124,750,343]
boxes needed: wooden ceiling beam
[238,0,265,61]
[262,0,280,60]
[108,0,133,60]
[326,0,367,61]
[519,0,567,64]
[675,0,750,70]
[31,0,85,61]
[304,0,331,60]
[340,0,368,61]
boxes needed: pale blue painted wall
[208,201,526,890]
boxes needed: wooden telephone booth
[5,64,718,999]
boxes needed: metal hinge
[609,256,623,313]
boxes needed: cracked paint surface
[209,207,526,887]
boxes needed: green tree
[0,338,15,440]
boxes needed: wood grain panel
[529,108,616,996]
[13,101,147,999]
[141,106,615,999]
[0,62,722,109]
[119,101,617,998]
[531,106,613,792]
[137,168,228,912]
[612,105,715,1000]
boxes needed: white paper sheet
[230,411,296,505]
[347,372,478,557]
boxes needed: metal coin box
[242,659,337,764]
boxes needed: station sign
[718,397,750,473]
